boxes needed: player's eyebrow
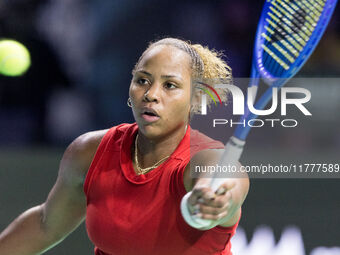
[135,70,152,77]
[135,70,183,81]
[161,74,183,81]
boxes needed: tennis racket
[181,0,338,229]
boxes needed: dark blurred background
[0,0,339,254]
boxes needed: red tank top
[84,123,240,255]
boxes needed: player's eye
[137,78,150,86]
[164,82,177,89]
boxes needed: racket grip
[180,191,217,229]
[210,136,245,191]
[180,136,245,229]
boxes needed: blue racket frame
[234,0,338,140]
[181,0,338,230]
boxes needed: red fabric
[84,123,240,255]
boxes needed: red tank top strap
[83,125,124,197]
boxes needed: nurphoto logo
[197,80,312,128]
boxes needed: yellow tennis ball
[0,39,31,77]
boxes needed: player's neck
[135,125,188,168]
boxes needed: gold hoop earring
[127,98,132,107]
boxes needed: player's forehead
[136,45,192,77]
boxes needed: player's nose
[143,83,161,103]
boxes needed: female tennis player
[0,38,249,255]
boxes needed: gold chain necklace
[134,134,170,175]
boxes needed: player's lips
[140,107,160,123]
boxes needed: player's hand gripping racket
[181,0,338,229]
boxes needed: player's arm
[183,149,249,229]
[0,130,107,255]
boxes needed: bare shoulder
[59,129,109,186]
[191,149,224,165]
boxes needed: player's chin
[136,119,163,138]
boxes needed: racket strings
[261,0,326,77]
[278,1,326,45]
[288,0,321,23]
[272,2,313,36]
